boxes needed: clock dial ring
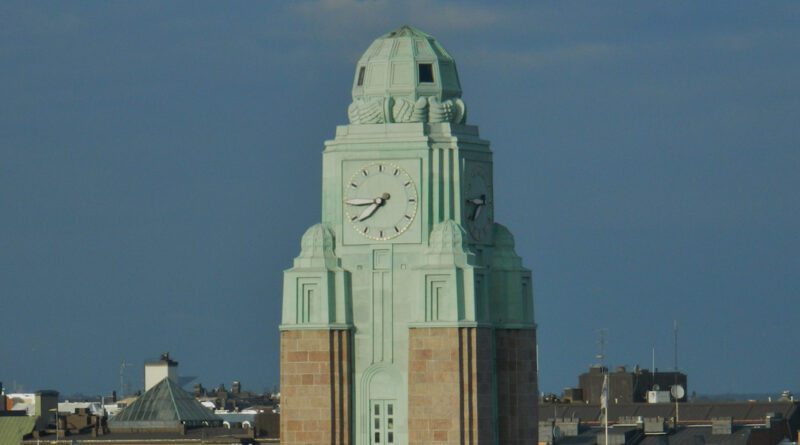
[344,162,419,241]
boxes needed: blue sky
[1,1,798,396]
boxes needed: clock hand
[466,195,486,220]
[357,203,379,221]
[356,193,391,222]
[345,198,376,206]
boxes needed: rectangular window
[357,66,366,86]
[418,63,434,83]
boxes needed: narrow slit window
[418,63,434,83]
[357,66,366,86]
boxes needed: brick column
[495,328,538,445]
[280,329,351,445]
[408,327,494,444]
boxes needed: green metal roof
[109,378,221,428]
[352,25,462,102]
[0,416,36,445]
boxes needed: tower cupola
[348,26,466,125]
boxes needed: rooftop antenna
[597,328,609,445]
[673,320,678,371]
[652,347,656,372]
[596,328,608,367]
[120,360,132,398]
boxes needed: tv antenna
[673,319,679,371]
[596,328,608,367]
[120,360,133,398]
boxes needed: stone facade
[496,329,539,445]
[408,327,495,444]
[408,327,539,444]
[280,329,351,445]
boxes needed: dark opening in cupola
[357,66,366,86]
[418,63,434,83]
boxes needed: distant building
[567,365,688,404]
[109,377,221,432]
[194,380,276,412]
[4,393,37,415]
[144,353,178,392]
[538,400,799,445]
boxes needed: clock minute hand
[345,198,376,206]
[357,203,379,221]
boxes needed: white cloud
[288,0,510,35]
[470,42,624,71]
[410,1,505,31]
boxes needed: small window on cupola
[357,66,366,86]
[418,63,434,83]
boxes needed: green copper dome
[348,26,467,125]
[352,25,461,101]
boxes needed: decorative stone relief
[490,223,535,326]
[426,219,474,266]
[281,223,352,328]
[391,97,428,123]
[348,96,467,125]
[412,220,484,324]
[427,97,466,124]
[347,97,388,124]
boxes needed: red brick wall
[496,328,539,445]
[280,329,351,445]
[408,327,495,444]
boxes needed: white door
[370,399,396,444]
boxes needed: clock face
[463,163,492,242]
[344,162,419,241]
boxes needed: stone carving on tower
[280,26,538,445]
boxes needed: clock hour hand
[466,195,486,220]
[356,193,390,221]
[345,198,376,206]
[473,204,482,221]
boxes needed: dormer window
[357,66,366,86]
[418,63,434,83]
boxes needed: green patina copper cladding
[281,224,352,329]
[347,26,466,125]
[352,25,461,102]
[281,25,536,445]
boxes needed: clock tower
[280,26,538,445]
